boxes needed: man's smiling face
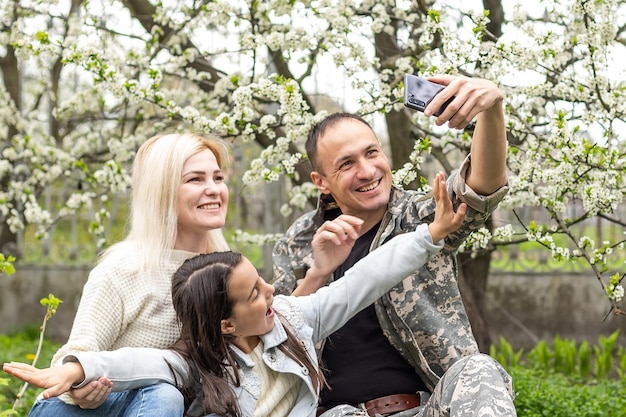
[310,118,392,225]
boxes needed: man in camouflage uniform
[272,75,517,416]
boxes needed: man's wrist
[306,266,332,284]
[292,268,331,296]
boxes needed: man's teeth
[357,181,379,192]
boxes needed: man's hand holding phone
[404,74,504,130]
[403,74,454,117]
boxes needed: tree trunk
[483,0,504,39]
[0,25,20,258]
[456,218,494,352]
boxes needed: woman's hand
[3,361,87,400]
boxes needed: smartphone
[403,74,454,117]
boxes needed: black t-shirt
[319,222,428,408]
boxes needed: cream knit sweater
[51,241,197,367]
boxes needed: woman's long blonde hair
[101,133,230,271]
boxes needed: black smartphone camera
[403,74,454,117]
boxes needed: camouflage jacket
[271,156,509,391]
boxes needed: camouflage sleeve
[272,233,299,295]
[453,154,509,215]
[271,213,317,296]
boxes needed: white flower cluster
[233,230,284,246]
[225,76,314,186]
[550,245,571,262]
[607,284,624,303]
[393,162,419,187]
[392,139,430,187]
[0,85,24,131]
[58,192,95,217]
[23,197,53,240]
[0,127,107,240]
[88,207,112,249]
[93,161,131,194]
[280,182,319,217]
[6,208,23,234]
[370,3,392,34]
[578,235,595,251]
[0,159,11,182]
[462,227,492,254]
[588,242,615,267]
[107,136,141,164]
[492,224,514,243]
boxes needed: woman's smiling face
[175,148,229,250]
[221,257,276,353]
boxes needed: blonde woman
[27,133,230,417]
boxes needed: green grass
[511,366,626,416]
[492,331,626,416]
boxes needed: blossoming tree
[1,0,624,347]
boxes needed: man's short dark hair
[305,113,373,173]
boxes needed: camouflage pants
[318,354,516,417]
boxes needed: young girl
[4,173,466,417]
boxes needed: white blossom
[2,0,626,309]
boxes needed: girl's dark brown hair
[170,251,325,417]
